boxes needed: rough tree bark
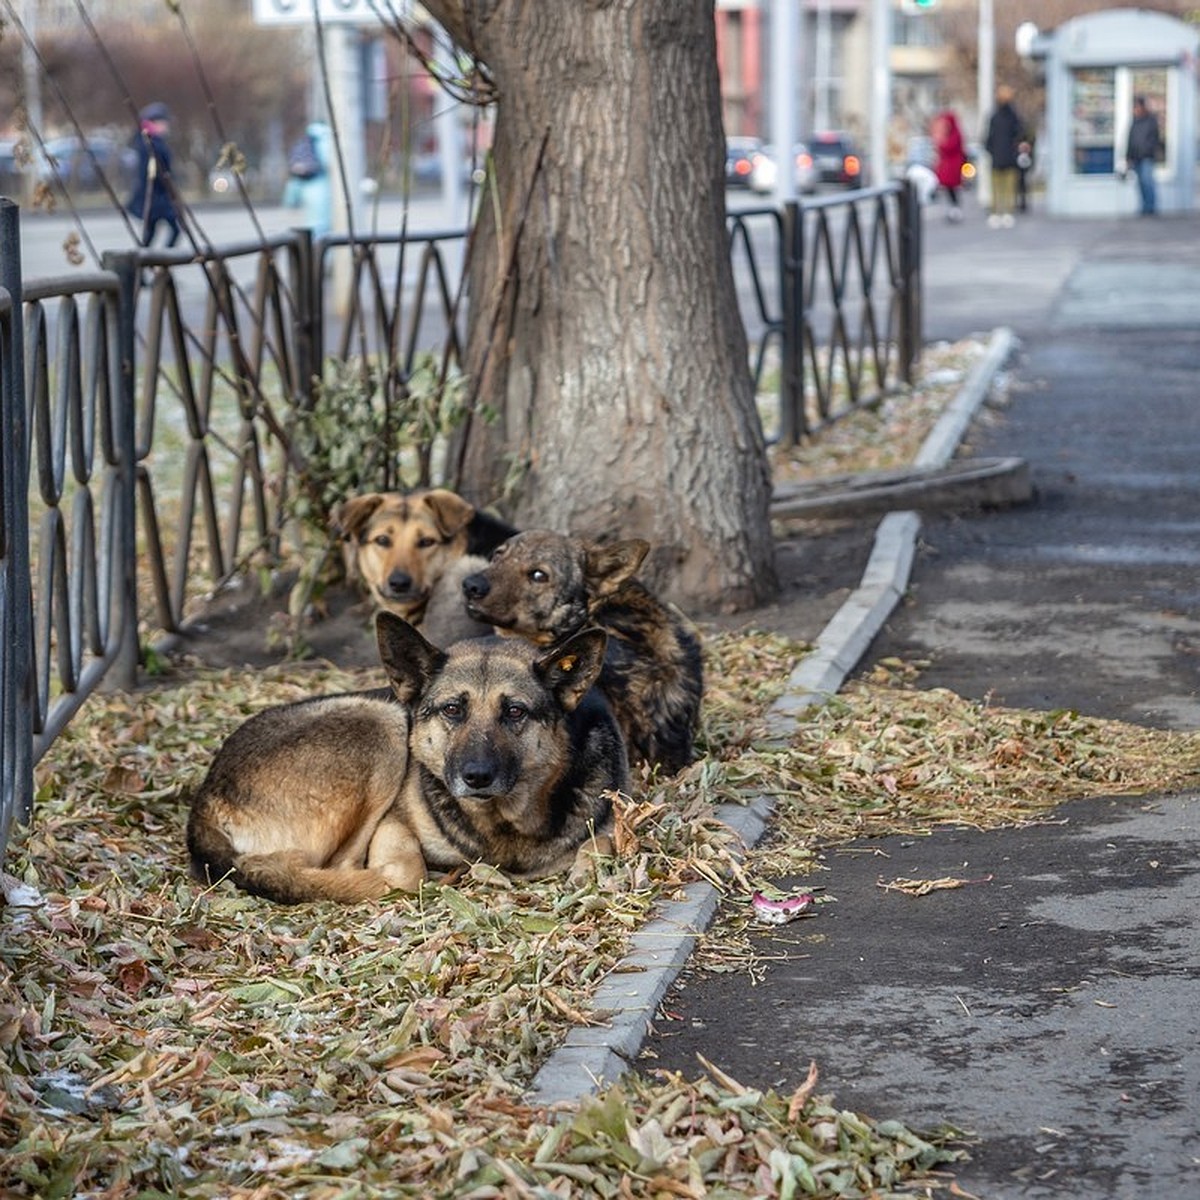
[424,0,777,613]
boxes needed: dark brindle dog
[461,530,703,776]
[331,488,515,641]
[186,613,626,904]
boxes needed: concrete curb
[759,509,921,744]
[914,327,1019,470]
[525,328,1018,1108]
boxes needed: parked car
[748,143,817,195]
[962,143,980,186]
[0,137,22,196]
[400,151,489,188]
[810,131,864,187]
[38,133,135,193]
[724,137,762,189]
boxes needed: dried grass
[3,339,1197,1197]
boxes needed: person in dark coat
[1124,96,1162,216]
[984,85,1023,228]
[931,109,967,222]
[127,102,181,248]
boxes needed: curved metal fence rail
[0,202,30,856]
[315,228,470,492]
[24,271,137,753]
[727,180,921,445]
[122,234,309,638]
[0,185,921,861]
[0,201,137,850]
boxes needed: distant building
[716,0,969,158]
[22,0,170,26]
[717,0,869,140]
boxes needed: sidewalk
[531,211,1200,1199]
[525,327,1018,1104]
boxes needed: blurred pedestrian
[984,85,1023,228]
[931,109,967,222]
[1123,96,1161,216]
[127,102,181,248]
[1016,136,1034,213]
[283,121,333,240]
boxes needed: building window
[893,12,944,50]
[1070,67,1115,174]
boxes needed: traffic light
[901,0,938,12]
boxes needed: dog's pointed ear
[424,489,476,539]
[331,493,386,543]
[584,539,649,598]
[534,628,607,712]
[376,612,445,703]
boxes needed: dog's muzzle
[462,572,490,602]
[461,571,497,623]
[448,745,517,799]
[383,570,417,599]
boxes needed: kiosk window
[1071,67,1116,174]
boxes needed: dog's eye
[417,536,438,549]
[440,700,465,721]
[503,703,528,723]
[374,534,392,548]
[529,569,549,583]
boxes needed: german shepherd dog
[186,613,626,904]
[461,531,704,776]
[332,489,515,639]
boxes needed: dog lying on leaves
[186,613,626,904]
[461,530,704,776]
[332,489,515,642]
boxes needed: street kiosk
[1032,8,1197,216]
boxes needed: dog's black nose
[462,572,490,601]
[385,571,413,596]
[459,760,496,791]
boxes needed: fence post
[102,250,142,690]
[293,228,318,411]
[779,199,804,446]
[898,179,923,383]
[0,199,34,824]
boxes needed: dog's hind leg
[230,851,398,905]
[187,807,239,887]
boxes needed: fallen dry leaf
[4,339,1196,1197]
[877,875,995,897]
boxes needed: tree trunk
[426,0,777,613]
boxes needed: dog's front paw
[568,834,614,886]
[376,860,427,894]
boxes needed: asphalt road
[19,183,1195,356]
[640,200,1200,1198]
[11,190,471,279]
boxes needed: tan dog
[186,613,625,904]
[332,489,515,638]
[462,530,704,775]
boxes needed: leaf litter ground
[3,339,1199,1198]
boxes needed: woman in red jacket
[932,109,967,223]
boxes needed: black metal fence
[728,182,921,445]
[0,181,921,860]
